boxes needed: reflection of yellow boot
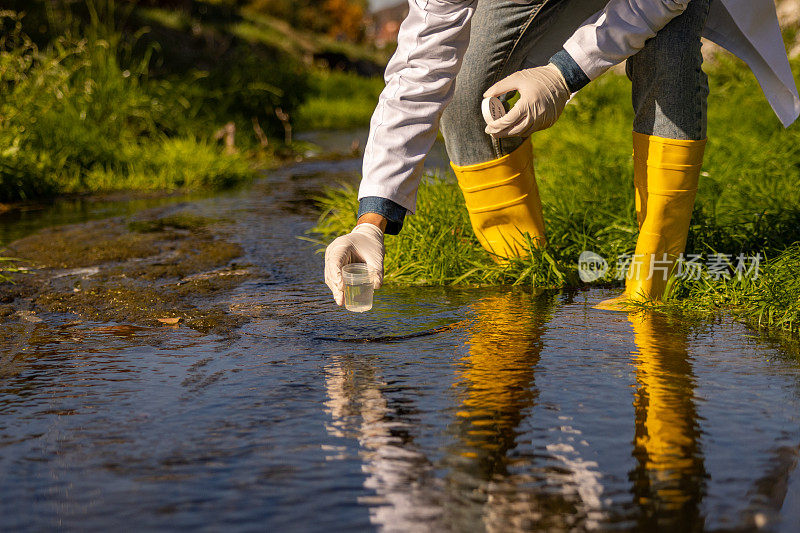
[452,293,586,531]
[451,142,546,259]
[455,292,550,459]
[596,133,706,311]
[628,312,704,516]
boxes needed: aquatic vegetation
[127,212,220,233]
[0,256,21,283]
[311,56,800,334]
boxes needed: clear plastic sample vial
[342,263,374,312]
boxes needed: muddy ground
[0,205,261,340]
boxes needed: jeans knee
[628,14,708,139]
[441,74,496,165]
[441,77,484,139]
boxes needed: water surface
[0,143,798,531]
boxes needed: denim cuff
[549,49,590,93]
[357,196,407,235]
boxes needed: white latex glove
[483,63,571,139]
[324,223,384,306]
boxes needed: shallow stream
[0,133,798,531]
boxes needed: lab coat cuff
[563,40,610,81]
[549,49,591,93]
[358,196,407,235]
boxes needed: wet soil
[0,206,256,335]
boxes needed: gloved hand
[483,63,571,139]
[324,223,384,306]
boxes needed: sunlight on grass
[0,9,259,202]
[295,69,384,130]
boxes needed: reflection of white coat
[359,0,800,213]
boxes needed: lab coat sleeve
[562,0,691,81]
[358,0,476,214]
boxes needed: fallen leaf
[91,325,148,336]
[157,317,181,325]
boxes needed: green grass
[2,0,395,205]
[0,0,388,205]
[661,245,800,334]
[311,177,572,287]
[0,7,261,203]
[136,2,387,135]
[77,138,254,193]
[295,69,384,131]
[236,7,388,66]
[310,54,800,335]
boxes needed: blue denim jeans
[626,0,710,141]
[440,0,711,166]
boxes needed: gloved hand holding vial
[324,222,383,312]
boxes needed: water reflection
[322,290,608,531]
[324,353,443,528]
[446,291,589,531]
[452,292,547,461]
[321,294,800,531]
[627,312,706,529]
[3,136,799,529]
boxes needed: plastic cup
[341,263,374,312]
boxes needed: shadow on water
[0,133,798,531]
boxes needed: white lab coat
[359,0,800,213]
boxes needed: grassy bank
[0,6,255,202]
[311,54,800,336]
[0,1,387,204]
[296,69,384,131]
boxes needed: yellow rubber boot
[451,141,546,259]
[596,133,706,311]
